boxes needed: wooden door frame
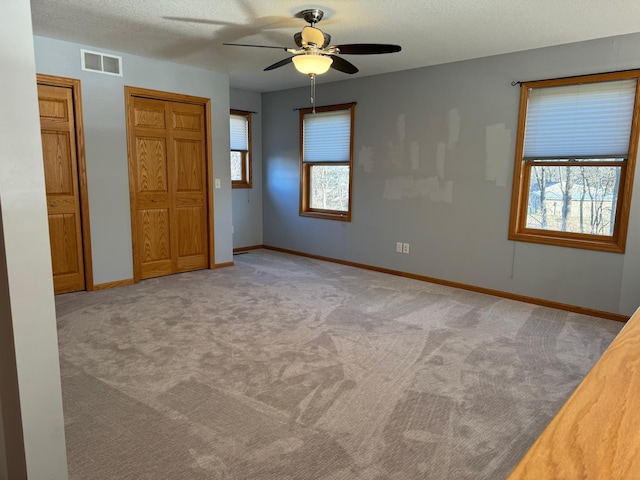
[36,74,94,291]
[124,86,214,283]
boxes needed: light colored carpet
[55,249,622,479]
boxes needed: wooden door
[38,83,85,293]
[170,102,209,273]
[129,95,209,280]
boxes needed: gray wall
[230,88,263,249]
[33,36,233,284]
[262,33,640,316]
[1,1,68,477]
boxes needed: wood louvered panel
[129,93,209,280]
[38,83,85,294]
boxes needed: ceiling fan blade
[264,56,294,71]
[334,44,402,55]
[163,16,237,26]
[223,43,289,51]
[330,55,359,74]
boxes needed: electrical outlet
[402,243,410,254]
[396,242,403,253]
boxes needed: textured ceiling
[30,0,640,92]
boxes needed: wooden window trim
[299,103,355,222]
[231,109,252,189]
[508,69,640,253]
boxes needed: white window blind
[303,109,351,163]
[523,79,637,159]
[230,114,248,151]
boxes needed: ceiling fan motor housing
[299,9,324,25]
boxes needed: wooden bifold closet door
[38,81,87,294]
[127,93,210,280]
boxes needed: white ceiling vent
[81,49,122,76]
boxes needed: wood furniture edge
[262,245,628,322]
[507,306,640,479]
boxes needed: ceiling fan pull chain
[310,73,316,114]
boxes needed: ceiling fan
[223,9,402,77]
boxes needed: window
[230,110,252,188]
[509,70,640,253]
[300,103,355,221]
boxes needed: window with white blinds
[523,79,636,159]
[303,109,351,163]
[299,103,355,221]
[509,70,640,253]
[229,110,252,188]
[230,114,248,151]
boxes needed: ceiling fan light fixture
[292,54,333,75]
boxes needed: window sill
[300,209,351,222]
[508,229,625,253]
